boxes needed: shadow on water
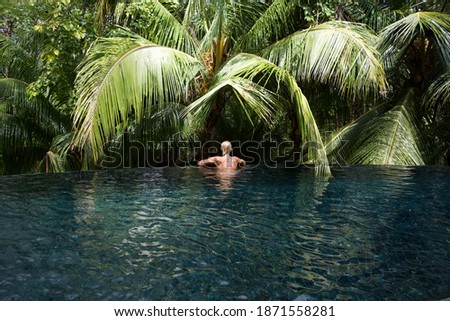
[0,166,449,300]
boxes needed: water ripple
[0,166,449,300]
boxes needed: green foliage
[72,36,203,162]
[0,0,97,174]
[260,21,387,100]
[1,0,449,176]
[423,72,450,109]
[325,9,450,167]
[1,0,97,113]
[27,1,97,113]
[72,1,407,178]
[235,0,303,54]
[71,1,347,178]
[121,0,197,56]
[379,12,450,69]
[327,89,426,165]
[0,78,70,173]
[302,0,337,25]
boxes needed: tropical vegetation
[1,0,449,178]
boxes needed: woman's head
[221,141,232,155]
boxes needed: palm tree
[327,11,450,166]
[0,28,73,173]
[0,77,71,173]
[0,0,91,174]
[72,0,387,178]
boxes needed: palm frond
[326,102,393,163]
[50,131,75,161]
[95,0,124,31]
[0,34,40,81]
[327,88,426,166]
[0,78,30,105]
[220,0,268,46]
[182,0,266,45]
[423,71,450,109]
[37,150,65,173]
[181,0,212,38]
[121,0,198,56]
[197,4,226,56]
[182,77,279,128]
[341,1,407,32]
[0,77,70,173]
[379,12,450,68]
[196,0,266,58]
[186,53,332,178]
[0,78,70,134]
[260,21,387,100]
[131,103,191,142]
[236,0,301,54]
[72,36,203,162]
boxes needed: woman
[198,141,246,169]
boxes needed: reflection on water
[201,167,242,193]
[0,166,449,300]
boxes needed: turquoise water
[0,166,449,300]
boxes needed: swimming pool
[0,166,449,300]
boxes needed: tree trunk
[287,108,302,159]
[203,90,227,142]
[198,90,228,159]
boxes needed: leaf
[72,36,204,162]
[236,0,302,54]
[0,34,39,82]
[185,53,332,178]
[0,78,69,173]
[182,77,279,127]
[379,12,450,68]
[0,78,70,135]
[121,0,198,56]
[340,1,407,32]
[39,150,65,173]
[423,71,450,109]
[260,21,387,100]
[131,102,192,142]
[327,88,426,166]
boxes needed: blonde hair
[221,141,232,156]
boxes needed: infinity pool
[0,166,449,300]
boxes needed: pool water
[0,166,449,300]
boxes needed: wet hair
[221,141,232,156]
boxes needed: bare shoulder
[211,156,222,163]
[199,156,221,167]
[233,156,246,166]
